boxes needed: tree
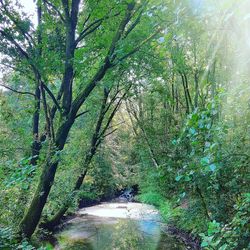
[0,0,163,238]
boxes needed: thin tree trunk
[30,85,41,165]
[196,185,211,221]
[180,73,190,114]
[126,101,159,168]
[194,71,199,108]
[41,158,90,230]
[183,73,193,111]
[41,87,125,229]
[175,86,179,112]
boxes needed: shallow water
[54,202,185,250]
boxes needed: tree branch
[61,0,70,21]
[75,110,89,119]
[71,3,135,117]
[41,81,62,113]
[40,84,52,139]
[102,128,118,138]
[0,29,30,60]
[115,27,162,64]
[0,83,36,97]
[75,11,120,46]
[99,92,126,139]
[123,2,147,39]
[43,0,65,22]
[0,2,35,47]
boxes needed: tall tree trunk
[16,3,43,219]
[171,87,175,111]
[29,0,43,166]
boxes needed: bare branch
[82,13,91,28]
[0,83,36,97]
[75,110,89,119]
[102,128,118,138]
[75,19,102,45]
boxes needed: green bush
[200,193,250,249]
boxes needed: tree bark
[19,118,74,238]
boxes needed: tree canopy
[0,0,249,249]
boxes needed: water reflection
[56,215,184,250]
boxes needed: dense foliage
[0,0,249,249]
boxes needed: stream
[52,202,185,250]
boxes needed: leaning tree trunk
[41,88,110,229]
[41,156,91,230]
[42,87,126,229]
[19,118,73,238]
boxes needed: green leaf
[200,156,210,166]
[201,241,209,247]
[209,164,216,172]
[219,244,228,250]
[185,176,191,181]
[175,175,182,181]
[189,127,196,135]
[180,192,186,198]
[172,139,177,145]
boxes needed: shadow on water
[55,215,185,250]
